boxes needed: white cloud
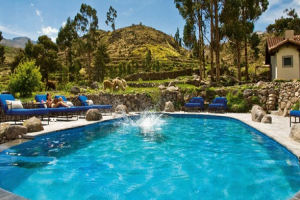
[41,26,58,35]
[35,9,43,22]
[0,25,30,37]
[61,21,66,28]
[39,26,58,42]
[30,3,34,7]
[256,0,300,29]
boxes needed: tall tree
[94,43,110,82]
[175,0,206,80]
[105,6,118,31]
[221,0,244,81]
[267,8,300,35]
[174,27,182,47]
[221,0,267,82]
[241,0,268,81]
[57,17,78,81]
[213,0,221,82]
[74,3,99,81]
[0,31,5,66]
[25,35,59,83]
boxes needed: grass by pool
[0,114,299,199]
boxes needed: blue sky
[0,0,299,41]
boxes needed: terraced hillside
[97,25,199,68]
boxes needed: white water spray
[120,112,166,137]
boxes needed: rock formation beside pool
[261,115,272,124]
[115,104,129,114]
[86,109,102,121]
[164,101,175,112]
[251,105,266,122]
[290,124,300,142]
[23,117,44,132]
[0,123,27,143]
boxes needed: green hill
[97,25,199,69]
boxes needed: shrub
[292,101,300,110]
[8,60,42,97]
[226,90,250,113]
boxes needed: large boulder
[70,86,80,94]
[251,105,266,122]
[115,104,129,114]
[0,123,10,137]
[86,109,102,121]
[290,124,300,142]
[91,82,99,90]
[164,101,175,112]
[5,125,27,140]
[261,115,272,124]
[23,117,44,132]
[166,86,179,92]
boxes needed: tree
[105,6,117,31]
[8,60,42,97]
[74,3,99,81]
[25,35,59,83]
[221,0,268,81]
[174,27,182,47]
[57,17,78,81]
[10,49,25,72]
[241,0,268,81]
[250,32,260,60]
[175,0,206,80]
[221,0,244,81]
[145,49,152,71]
[0,31,5,66]
[267,8,300,35]
[94,43,110,82]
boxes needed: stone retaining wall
[125,68,198,81]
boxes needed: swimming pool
[0,114,299,199]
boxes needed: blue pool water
[0,114,300,200]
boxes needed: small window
[283,56,293,67]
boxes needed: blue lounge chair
[78,95,112,110]
[35,95,86,120]
[0,94,49,123]
[184,97,204,111]
[289,110,300,127]
[208,97,227,112]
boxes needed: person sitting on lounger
[46,93,69,108]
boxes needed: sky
[0,0,299,41]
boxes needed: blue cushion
[35,95,47,108]
[185,103,204,108]
[189,97,204,104]
[54,95,67,102]
[78,96,88,106]
[290,110,300,117]
[209,103,227,110]
[0,94,16,112]
[6,108,48,116]
[212,97,227,104]
[47,107,79,113]
[89,105,112,109]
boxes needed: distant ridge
[0,37,36,49]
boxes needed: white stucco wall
[275,46,300,80]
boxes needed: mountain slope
[97,25,196,67]
[0,37,35,49]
